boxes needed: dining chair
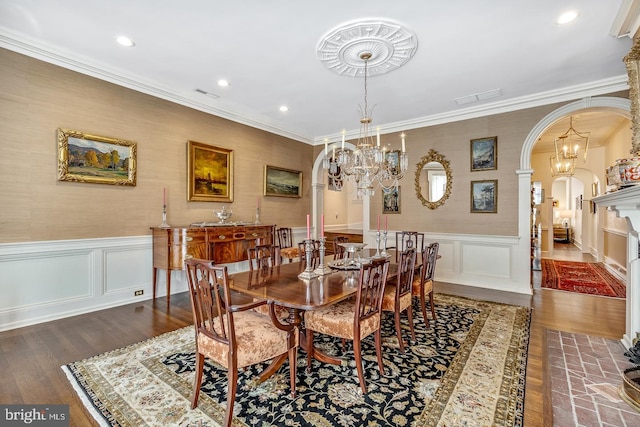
[333,236,349,259]
[184,258,297,427]
[304,257,389,394]
[247,244,281,270]
[276,227,300,263]
[395,231,425,262]
[413,242,439,327]
[381,247,417,353]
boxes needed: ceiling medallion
[317,19,418,77]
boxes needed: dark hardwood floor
[0,244,626,426]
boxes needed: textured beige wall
[0,49,313,243]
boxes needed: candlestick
[313,237,332,276]
[159,204,170,228]
[298,238,319,279]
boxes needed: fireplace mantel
[594,185,640,348]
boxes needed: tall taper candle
[321,214,324,237]
[307,214,310,239]
[377,214,380,232]
[163,187,166,205]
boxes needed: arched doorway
[519,96,631,280]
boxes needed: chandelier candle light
[323,52,408,199]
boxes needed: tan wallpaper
[1,47,629,243]
[0,49,313,243]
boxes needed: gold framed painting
[382,186,401,214]
[264,165,302,198]
[470,136,498,171]
[57,128,137,186]
[187,140,234,202]
[470,180,498,213]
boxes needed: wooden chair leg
[428,292,437,321]
[353,337,367,394]
[419,293,430,328]
[288,346,297,398]
[394,310,405,353]
[374,329,385,376]
[407,306,416,341]
[192,353,205,409]
[225,367,238,427]
[306,330,314,372]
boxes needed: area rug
[63,295,530,427]
[541,259,626,298]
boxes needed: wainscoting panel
[103,246,153,296]
[1,229,530,331]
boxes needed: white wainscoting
[365,231,531,295]
[0,229,530,332]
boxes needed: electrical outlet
[134,290,144,296]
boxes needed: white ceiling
[0,0,633,147]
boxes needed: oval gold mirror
[414,149,453,210]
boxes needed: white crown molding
[0,30,313,145]
[315,75,629,144]
[0,29,627,148]
[611,0,640,38]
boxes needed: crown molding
[611,0,640,38]
[0,31,313,145]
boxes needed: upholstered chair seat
[304,300,380,341]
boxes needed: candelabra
[380,230,389,257]
[298,239,319,280]
[313,237,333,276]
[255,207,261,225]
[159,205,170,228]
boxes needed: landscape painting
[471,180,498,213]
[264,165,302,198]
[187,140,233,202]
[470,136,497,171]
[57,128,137,186]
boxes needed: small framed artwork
[385,150,401,175]
[187,140,234,202]
[57,128,137,186]
[264,165,302,198]
[470,136,498,171]
[382,186,401,214]
[470,180,498,213]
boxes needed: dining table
[228,249,404,383]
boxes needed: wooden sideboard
[151,224,275,302]
[323,229,364,255]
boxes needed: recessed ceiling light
[116,36,135,47]
[279,105,289,112]
[217,79,230,87]
[557,10,578,25]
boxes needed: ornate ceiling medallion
[317,19,418,77]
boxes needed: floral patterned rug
[541,259,626,298]
[63,294,530,426]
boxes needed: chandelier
[323,52,408,199]
[549,116,590,177]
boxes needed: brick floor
[547,330,640,426]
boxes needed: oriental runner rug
[541,259,626,298]
[63,295,530,427]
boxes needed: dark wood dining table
[228,251,402,382]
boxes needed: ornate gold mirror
[414,149,453,210]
